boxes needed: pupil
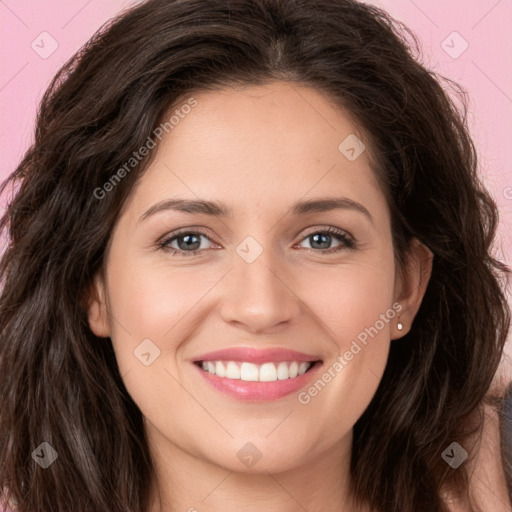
[178,234,200,251]
[311,233,330,249]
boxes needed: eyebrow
[138,197,373,224]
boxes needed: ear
[392,238,434,340]
[86,270,111,338]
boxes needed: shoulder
[449,374,512,512]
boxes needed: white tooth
[298,362,310,375]
[259,362,278,382]
[240,362,259,381]
[205,360,309,380]
[225,361,241,379]
[215,361,226,377]
[277,362,290,380]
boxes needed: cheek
[105,258,222,369]
[104,261,206,429]
[296,257,396,348]
[295,274,394,448]
[296,253,396,427]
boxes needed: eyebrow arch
[139,199,232,224]
[138,197,373,224]
[290,197,373,224]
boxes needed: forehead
[124,81,385,221]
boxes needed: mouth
[192,358,323,401]
[194,359,321,382]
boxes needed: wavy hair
[0,0,510,511]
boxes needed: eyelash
[158,226,356,257]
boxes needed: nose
[219,246,302,335]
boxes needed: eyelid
[299,225,354,241]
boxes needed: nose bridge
[220,236,300,333]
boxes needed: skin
[87,81,433,512]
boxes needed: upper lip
[193,347,321,364]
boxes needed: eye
[297,227,355,253]
[158,226,355,257]
[158,229,217,256]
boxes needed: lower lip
[193,362,323,401]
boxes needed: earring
[397,319,404,331]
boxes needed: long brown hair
[1,1,510,511]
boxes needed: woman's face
[88,81,430,475]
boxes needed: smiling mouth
[194,360,322,382]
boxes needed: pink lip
[193,346,321,364]
[193,360,323,401]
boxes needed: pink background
[1,0,511,382]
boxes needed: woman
[0,0,510,511]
